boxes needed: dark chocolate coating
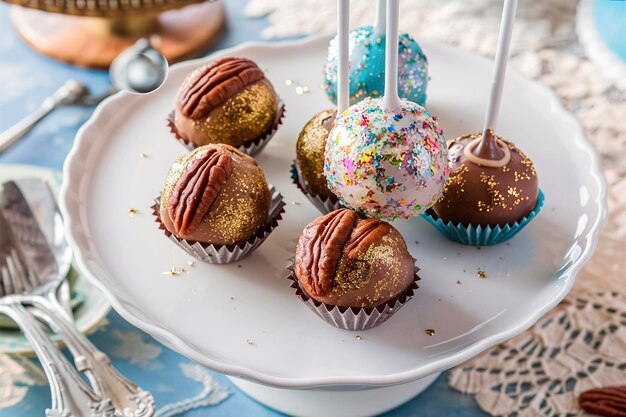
[430,132,539,227]
[295,109,337,199]
[294,208,415,308]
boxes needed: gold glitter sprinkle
[128,208,138,217]
[285,79,294,86]
[477,270,487,278]
[425,329,436,336]
[139,152,148,158]
[163,267,185,276]
[198,81,277,148]
[187,261,195,267]
[319,83,325,90]
[355,335,362,340]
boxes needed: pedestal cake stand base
[228,372,441,417]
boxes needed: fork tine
[0,265,6,297]
[1,264,13,295]
[10,249,34,291]
[6,253,28,293]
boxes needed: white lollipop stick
[482,0,518,133]
[337,0,350,113]
[382,0,401,113]
[374,0,386,35]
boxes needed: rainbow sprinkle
[324,97,449,220]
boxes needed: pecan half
[178,57,265,119]
[295,209,391,297]
[168,148,233,235]
[343,218,390,260]
[579,386,626,417]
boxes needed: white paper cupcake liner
[286,258,420,331]
[290,162,342,214]
[153,185,285,264]
[167,100,286,157]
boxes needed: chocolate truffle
[430,130,539,227]
[174,58,279,148]
[294,208,415,308]
[159,144,271,246]
[295,108,337,199]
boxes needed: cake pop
[323,0,428,106]
[424,0,543,245]
[324,0,448,221]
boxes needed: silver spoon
[110,38,169,94]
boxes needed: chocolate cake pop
[173,58,279,149]
[159,144,271,246]
[294,208,415,308]
[430,130,539,227]
[295,108,337,200]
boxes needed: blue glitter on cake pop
[323,26,429,106]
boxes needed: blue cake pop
[323,26,429,106]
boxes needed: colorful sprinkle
[324,97,449,220]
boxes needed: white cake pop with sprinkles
[324,0,449,221]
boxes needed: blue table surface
[0,1,487,416]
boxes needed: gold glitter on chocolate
[425,328,436,336]
[159,144,270,246]
[431,132,539,227]
[294,208,414,309]
[296,108,337,199]
[174,69,278,149]
[128,208,138,217]
[477,270,487,278]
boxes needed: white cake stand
[60,36,606,417]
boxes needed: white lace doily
[244,1,626,415]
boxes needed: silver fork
[0,225,113,417]
[1,179,155,417]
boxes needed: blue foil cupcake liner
[420,189,545,246]
[290,162,343,214]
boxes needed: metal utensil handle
[0,98,58,154]
[0,80,86,155]
[34,297,156,417]
[0,303,111,417]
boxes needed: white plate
[60,36,606,388]
[0,164,111,354]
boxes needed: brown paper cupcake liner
[286,258,420,331]
[166,100,286,157]
[290,161,343,214]
[152,185,285,264]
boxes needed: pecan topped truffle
[294,208,415,308]
[173,57,279,149]
[430,130,539,227]
[159,144,271,246]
